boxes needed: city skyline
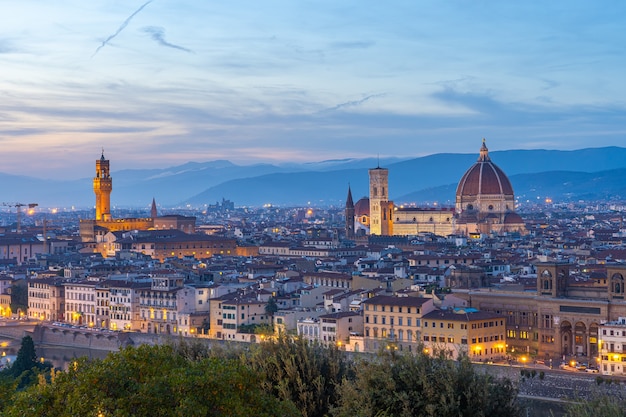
[2,1,626,179]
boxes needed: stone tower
[537,262,569,298]
[345,185,355,239]
[369,166,392,235]
[93,151,112,221]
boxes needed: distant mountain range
[2,147,626,208]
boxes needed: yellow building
[421,308,506,360]
[362,295,436,353]
[28,278,65,321]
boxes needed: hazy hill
[2,147,626,208]
[397,169,626,205]
[186,147,626,207]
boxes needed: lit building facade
[93,151,112,221]
[64,281,97,326]
[28,278,65,321]
[349,139,526,238]
[598,318,626,375]
[461,262,626,363]
[138,272,183,334]
[421,308,506,360]
[362,295,436,353]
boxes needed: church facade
[347,140,526,237]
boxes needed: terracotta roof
[456,139,514,198]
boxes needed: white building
[64,280,98,326]
[598,317,626,375]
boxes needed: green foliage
[332,351,520,417]
[3,344,299,417]
[264,296,279,316]
[0,338,522,417]
[564,395,626,417]
[247,334,349,417]
[9,283,27,313]
[0,336,51,390]
[11,336,37,377]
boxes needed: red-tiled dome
[503,212,524,224]
[354,197,370,216]
[456,140,514,198]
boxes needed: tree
[264,296,278,317]
[247,333,349,417]
[332,350,519,417]
[1,335,51,390]
[3,344,299,417]
[9,283,27,315]
[564,395,626,417]
[10,336,38,378]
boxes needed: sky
[1,0,626,179]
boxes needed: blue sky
[1,1,625,178]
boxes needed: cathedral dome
[354,197,370,216]
[456,139,514,199]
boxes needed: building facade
[362,295,436,353]
[351,140,526,238]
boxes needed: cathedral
[346,139,526,238]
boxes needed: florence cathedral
[346,139,526,238]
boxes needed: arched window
[612,273,624,294]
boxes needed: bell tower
[369,166,389,235]
[93,150,112,221]
[345,185,355,239]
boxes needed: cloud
[321,93,386,113]
[142,26,193,53]
[92,0,154,57]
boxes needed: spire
[478,138,490,162]
[101,147,106,160]
[346,184,354,208]
[151,197,158,219]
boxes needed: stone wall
[31,326,123,351]
[0,323,36,340]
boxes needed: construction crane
[2,202,38,233]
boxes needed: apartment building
[421,308,506,360]
[138,272,183,334]
[362,295,435,353]
[27,278,65,321]
[64,280,97,326]
[598,317,626,375]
